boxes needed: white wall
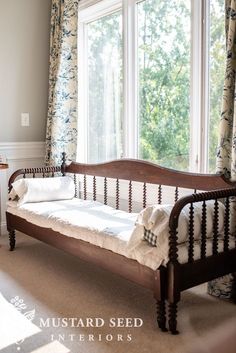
[0,0,51,234]
[0,0,51,142]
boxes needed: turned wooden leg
[156,300,168,332]
[168,301,179,335]
[9,230,16,251]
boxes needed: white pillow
[9,176,75,205]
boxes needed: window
[138,0,191,170]
[78,0,225,173]
[87,10,123,163]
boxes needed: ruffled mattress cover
[7,199,234,270]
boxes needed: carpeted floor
[0,232,236,353]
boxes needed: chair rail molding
[0,141,45,161]
[0,141,46,235]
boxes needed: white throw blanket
[128,201,225,250]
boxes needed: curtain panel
[46,0,78,166]
[216,0,236,181]
[208,0,236,300]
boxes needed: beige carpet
[0,232,236,353]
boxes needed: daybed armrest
[8,166,62,191]
[168,187,236,263]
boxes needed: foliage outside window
[138,0,190,170]
[78,0,225,173]
[87,11,123,163]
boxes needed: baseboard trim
[1,222,7,236]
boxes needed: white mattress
[7,199,234,270]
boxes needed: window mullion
[123,0,138,158]
[77,22,88,162]
[200,0,210,173]
[190,0,203,173]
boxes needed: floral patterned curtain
[45,0,78,166]
[216,0,236,180]
[208,0,236,300]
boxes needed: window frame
[78,0,220,173]
[78,0,122,162]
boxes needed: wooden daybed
[6,153,236,334]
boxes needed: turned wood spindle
[9,230,16,251]
[83,175,87,200]
[61,152,66,176]
[74,174,78,198]
[104,177,108,205]
[224,197,230,252]
[93,176,97,201]
[158,184,162,204]
[116,178,119,210]
[200,200,207,259]
[168,302,179,335]
[213,199,219,255]
[143,182,147,209]
[188,203,194,263]
[156,300,167,332]
[169,229,179,264]
[174,187,179,202]
[128,180,132,213]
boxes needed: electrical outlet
[21,113,30,127]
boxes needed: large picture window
[78,0,225,173]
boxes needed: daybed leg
[153,267,168,332]
[168,301,179,335]
[156,300,167,332]
[9,230,16,251]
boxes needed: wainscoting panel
[0,142,45,235]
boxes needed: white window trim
[190,0,202,172]
[79,0,121,22]
[190,0,211,173]
[79,0,102,11]
[123,0,138,158]
[201,0,210,173]
[78,0,216,174]
[78,19,88,162]
[78,0,122,163]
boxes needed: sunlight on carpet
[0,232,236,353]
[30,341,70,353]
[0,292,40,350]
